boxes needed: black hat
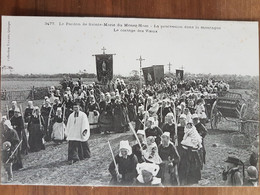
[73,101,81,106]
[224,156,243,165]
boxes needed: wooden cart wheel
[210,100,218,129]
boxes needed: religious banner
[142,65,164,85]
[142,66,155,85]
[95,54,113,83]
[176,69,184,80]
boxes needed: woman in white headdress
[112,94,129,133]
[99,93,113,134]
[179,121,203,185]
[109,140,138,185]
[195,98,207,125]
[134,162,162,186]
[86,95,100,131]
[27,106,45,152]
[51,107,66,144]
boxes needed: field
[0,77,259,186]
[1,77,95,91]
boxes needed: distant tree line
[2,72,258,91]
[184,73,259,91]
[2,73,97,79]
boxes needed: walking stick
[6,104,9,119]
[143,102,148,143]
[63,103,66,123]
[160,104,163,124]
[47,105,54,137]
[5,140,23,164]
[170,99,181,185]
[171,101,178,147]
[19,104,25,151]
[39,112,45,144]
[20,104,30,151]
[129,122,143,150]
[108,140,121,183]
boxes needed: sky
[1,16,259,76]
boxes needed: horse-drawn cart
[210,92,247,130]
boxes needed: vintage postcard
[1,16,259,186]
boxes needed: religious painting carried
[95,54,113,84]
[176,69,184,80]
[142,65,164,85]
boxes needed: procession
[1,67,259,186]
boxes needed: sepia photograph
[0,16,259,187]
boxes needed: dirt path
[2,126,251,186]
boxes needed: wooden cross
[101,47,106,54]
[168,62,172,73]
[136,56,145,88]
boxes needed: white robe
[65,111,90,141]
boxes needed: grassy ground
[1,123,252,186]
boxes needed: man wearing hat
[109,140,138,185]
[222,156,244,186]
[158,132,180,186]
[65,102,91,164]
[11,107,29,155]
[192,113,207,164]
[132,130,147,163]
[145,117,163,146]
[244,166,258,186]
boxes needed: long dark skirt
[15,129,29,155]
[99,112,113,132]
[68,140,91,161]
[158,162,178,186]
[28,124,45,152]
[12,150,23,171]
[113,106,129,133]
[178,146,202,185]
[128,105,137,122]
[42,115,52,142]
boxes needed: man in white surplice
[65,102,91,164]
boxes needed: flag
[142,65,164,85]
[95,54,113,83]
[142,67,155,85]
[176,69,184,80]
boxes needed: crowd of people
[1,77,259,186]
